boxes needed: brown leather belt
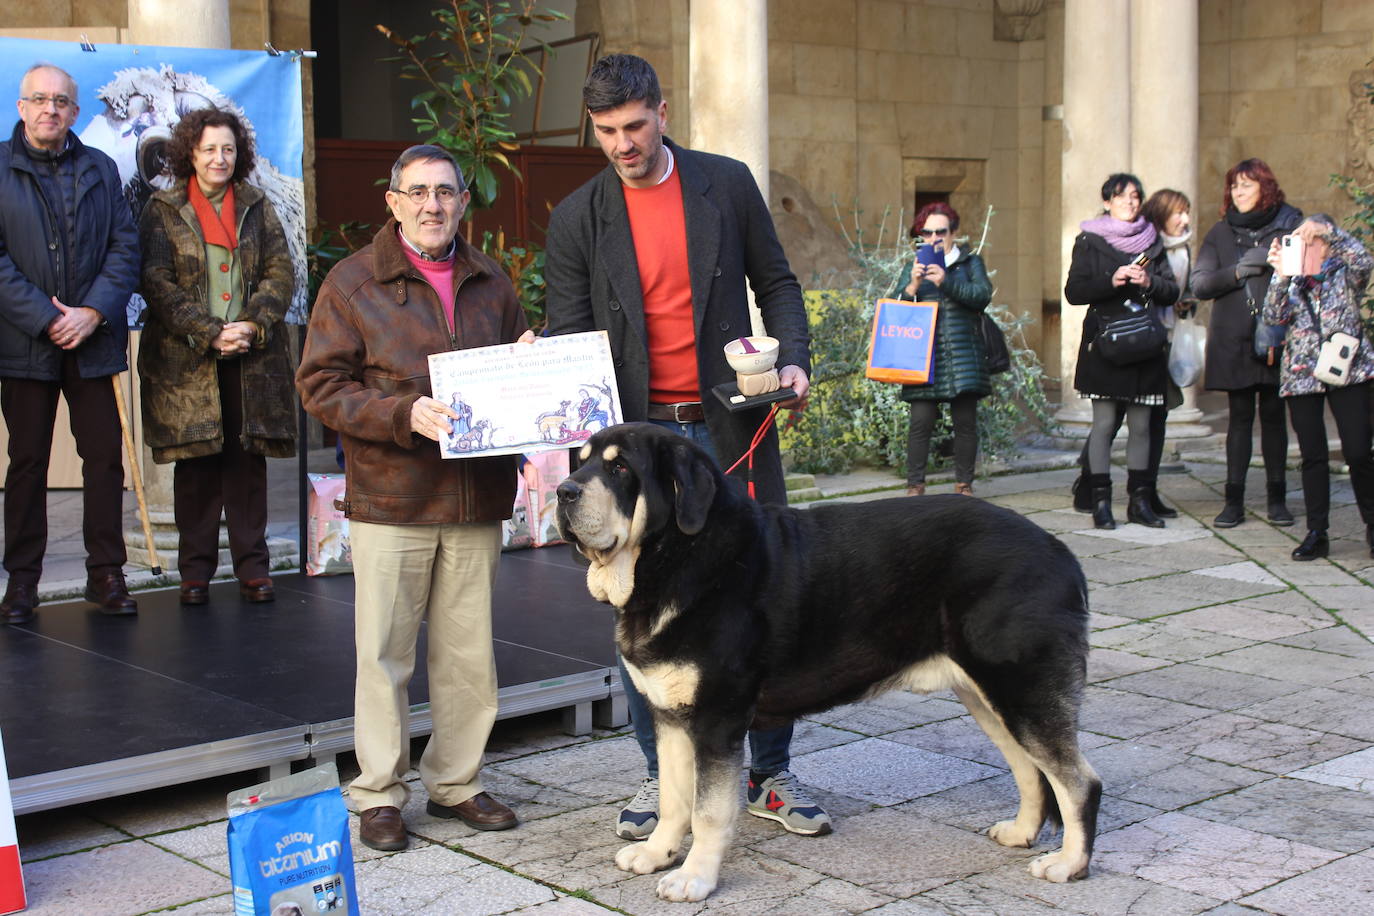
[646,401,705,423]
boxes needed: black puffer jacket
[888,249,993,402]
[0,121,140,380]
[1066,231,1179,400]
[1191,203,1302,391]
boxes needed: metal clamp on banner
[265,42,318,59]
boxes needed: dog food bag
[227,762,359,916]
[306,474,352,576]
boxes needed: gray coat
[544,138,811,506]
[0,121,139,380]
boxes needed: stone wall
[585,0,1048,348]
[1197,0,1374,228]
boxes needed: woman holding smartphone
[1191,159,1302,528]
[1072,188,1196,519]
[1066,173,1179,529]
[1261,215,1374,560]
[889,202,993,496]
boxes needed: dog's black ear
[666,438,717,535]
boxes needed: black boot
[1214,483,1246,528]
[1090,474,1115,530]
[1292,529,1329,561]
[1367,524,1374,559]
[1127,470,1165,528]
[1149,486,1179,519]
[1266,481,1295,526]
[1071,468,1093,513]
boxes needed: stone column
[1057,0,1131,435]
[689,0,768,334]
[123,0,231,575]
[128,0,230,48]
[1130,0,1209,447]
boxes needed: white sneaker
[616,776,659,840]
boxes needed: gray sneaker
[746,771,832,836]
[616,776,659,840]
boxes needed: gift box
[306,474,352,576]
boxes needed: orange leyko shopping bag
[865,298,939,384]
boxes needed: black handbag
[979,312,1011,374]
[1250,295,1286,365]
[1094,304,1166,366]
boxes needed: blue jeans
[622,419,794,778]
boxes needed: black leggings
[1225,385,1288,486]
[1286,382,1374,532]
[907,395,978,486]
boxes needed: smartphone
[916,244,944,268]
[1281,234,1305,276]
[1132,252,1150,267]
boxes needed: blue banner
[0,37,307,324]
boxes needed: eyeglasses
[20,94,73,109]
[396,185,461,205]
[917,228,950,238]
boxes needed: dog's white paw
[656,866,717,902]
[615,842,677,875]
[989,819,1039,848]
[1029,849,1089,882]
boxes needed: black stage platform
[1,545,622,814]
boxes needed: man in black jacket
[545,53,827,843]
[0,63,141,623]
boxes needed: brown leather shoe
[954,482,975,496]
[179,582,209,606]
[905,484,925,497]
[238,578,275,603]
[358,805,408,851]
[84,571,137,616]
[426,792,517,831]
[1,582,38,625]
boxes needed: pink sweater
[399,230,455,332]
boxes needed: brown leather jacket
[297,220,527,524]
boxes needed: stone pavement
[11,450,1374,915]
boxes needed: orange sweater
[624,168,699,403]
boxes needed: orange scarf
[188,180,238,251]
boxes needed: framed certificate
[427,331,623,458]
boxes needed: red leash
[723,403,781,500]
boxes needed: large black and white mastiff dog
[555,423,1100,902]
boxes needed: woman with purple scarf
[1262,215,1374,561]
[1065,173,1180,529]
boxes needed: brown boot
[84,571,137,616]
[1,582,38,625]
[954,482,974,496]
[359,805,408,851]
[427,792,518,831]
[905,484,926,496]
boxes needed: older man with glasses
[298,144,533,851]
[0,63,140,625]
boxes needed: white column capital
[127,0,231,49]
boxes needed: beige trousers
[347,519,501,811]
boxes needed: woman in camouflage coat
[137,108,295,604]
[888,202,993,496]
[1262,215,1374,562]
